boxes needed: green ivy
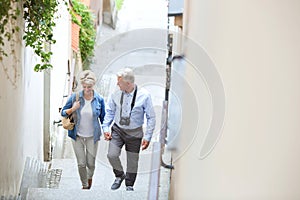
[115,0,124,11]
[0,0,96,72]
[23,0,61,72]
[71,0,96,70]
[0,0,21,58]
[0,0,67,72]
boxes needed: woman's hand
[141,139,150,150]
[104,132,112,140]
[72,100,80,111]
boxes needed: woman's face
[82,83,93,95]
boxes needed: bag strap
[75,92,79,101]
[69,92,79,119]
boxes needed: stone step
[26,188,149,200]
[22,149,172,200]
[25,145,172,200]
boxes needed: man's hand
[104,132,112,140]
[141,139,150,150]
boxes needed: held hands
[141,139,150,150]
[104,132,112,140]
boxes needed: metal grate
[0,195,20,200]
[46,169,62,189]
[18,157,62,199]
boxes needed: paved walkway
[26,135,172,199]
[26,0,172,199]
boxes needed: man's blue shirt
[102,87,156,141]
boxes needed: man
[103,68,156,191]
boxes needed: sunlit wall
[170,1,300,199]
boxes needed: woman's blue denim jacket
[61,90,106,143]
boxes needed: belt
[113,123,142,132]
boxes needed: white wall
[50,1,72,130]
[22,49,45,159]
[170,0,300,199]
[0,1,70,195]
[0,34,44,197]
[0,44,24,196]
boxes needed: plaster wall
[170,1,300,199]
[51,2,73,132]
[0,37,44,197]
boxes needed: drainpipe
[148,2,179,199]
[43,70,51,161]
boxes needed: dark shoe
[126,186,134,191]
[82,186,90,190]
[111,174,126,190]
[88,179,92,189]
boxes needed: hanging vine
[23,0,60,72]
[0,0,96,73]
[0,0,21,88]
[0,0,20,59]
[0,0,67,72]
[70,0,96,70]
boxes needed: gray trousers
[107,124,143,187]
[72,136,98,187]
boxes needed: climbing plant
[23,0,61,71]
[115,0,124,11]
[0,0,96,72]
[71,0,96,70]
[0,0,66,72]
[0,0,20,58]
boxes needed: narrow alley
[25,0,172,199]
[3,0,300,199]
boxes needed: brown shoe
[88,179,92,189]
[82,186,89,189]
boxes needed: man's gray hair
[117,68,135,83]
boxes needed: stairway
[24,151,172,200]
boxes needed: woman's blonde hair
[79,70,97,85]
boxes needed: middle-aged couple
[61,68,156,191]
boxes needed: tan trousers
[72,136,98,187]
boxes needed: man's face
[117,76,129,91]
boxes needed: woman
[61,70,105,189]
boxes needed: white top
[77,99,93,137]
